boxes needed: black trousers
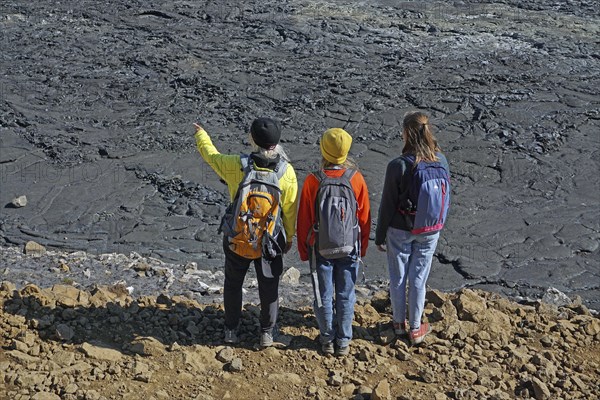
[223,236,284,332]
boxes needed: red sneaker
[409,322,431,345]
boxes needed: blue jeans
[312,252,358,348]
[386,227,440,330]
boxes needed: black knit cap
[250,117,281,150]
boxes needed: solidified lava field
[0,1,599,307]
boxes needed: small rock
[542,287,571,308]
[56,324,75,341]
[328,374,344,387]
[540,336,554,347]
[341,383,356,397]
[372,379,391,400]
[216,347,235,363]
[134,372,152,383]
[531,377,551,400]
[129,336,166,356]
[357,385,373,396]
[31,393,60,400]
[11,339,28,353]
[583,319,600,336]
[52,350,75,367]
[370,290,390,312]
[11,195,27,208]
[1,280,17,293]
[156,293,172,305]
[357,348,370,362]
[426,289,447,307]
[186,322,200,336]
[396,349,411,361]
[378,328,396,345]
[80,342,123,361]
[64,383,78,394]
[419,369,436,383]
[228,358,243,372]
[24,241,46,255]
[456,289,487,322]
[83,390,101,400]
[133,360,150,375]
[133,262,151,272]
[281,267,301,285]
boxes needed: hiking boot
[260,331,274,347]
[321,342,334,355]
[335,345,350,357]
[409,322,431,345]
[393,320,409,336]
[224,328,239,344]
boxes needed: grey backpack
[313,169,360,259]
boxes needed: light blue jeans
[313,253,358,348]
[386,227,440,330]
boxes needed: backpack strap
[274,159,288,180]
[314,168,356,183]
[341,168,356,182]
[240,154,252,172]
[314,169,326,183]
[241,154,288,179]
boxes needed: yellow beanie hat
[320,128,352,164]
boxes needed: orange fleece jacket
[297,169,371,261]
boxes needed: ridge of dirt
[1,281,598,400]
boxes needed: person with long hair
[375,111,450,345]
[194,118,298,347]
[297,128,371,356]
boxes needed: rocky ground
[1,276,599,400]
[1,0,599,308]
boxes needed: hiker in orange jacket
[297,128,371,356]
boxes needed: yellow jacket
[195,129,298,243]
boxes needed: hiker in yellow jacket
[194,118,298,347]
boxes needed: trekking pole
[310,246,322,308]
[359,258,367,285]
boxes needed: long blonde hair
[320,157,359,170]
[402,111,441,164]
[249,133,290,162]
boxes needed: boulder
[11,195,28,207]
[129,336,166,357]
[24,241,46,255]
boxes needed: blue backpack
[400,155,450,235]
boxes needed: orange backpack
[220,155,287,259]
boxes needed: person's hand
[377,244,386,252]
[193,123,204,132]
[284,241,293,254]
